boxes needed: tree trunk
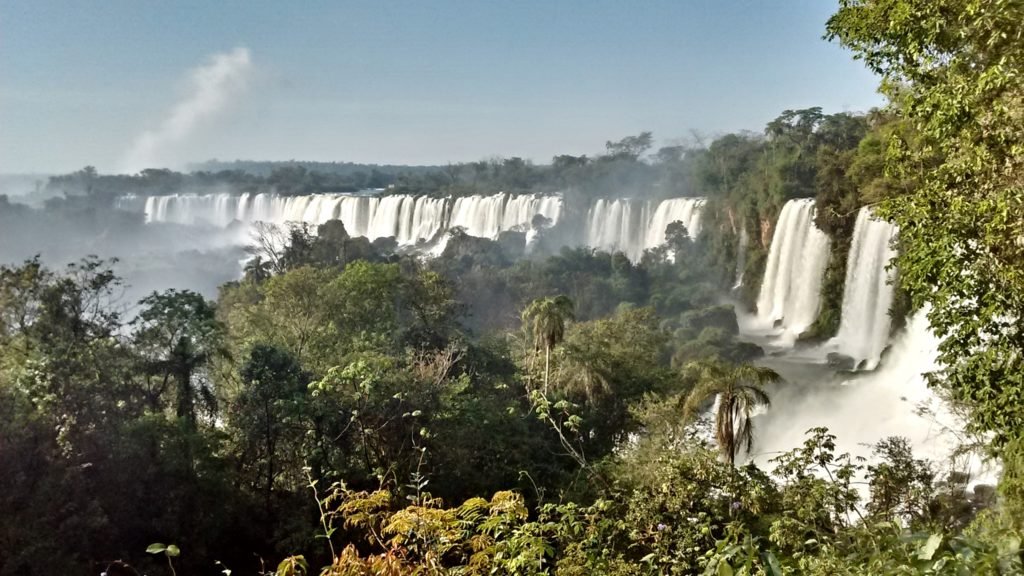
[264,400,274,528]
[544,345,551,394]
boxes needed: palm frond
[679,359,778,466]
[734,407,756,455]
[682,380,726,422]
[739,383,771,409]
[734,364,782,386]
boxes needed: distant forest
[39,132,702,202]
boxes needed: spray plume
[120,47,252,173]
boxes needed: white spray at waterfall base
[120,47,253,174]
[747,310,995,490]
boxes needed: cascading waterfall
[119,193,702,259]
[754,198,831,337]
[733,227,748,289]
[644,197,704,248]
[117,192,560,247]
[448,193,562,239]
[585,199,641,258]
[830,207,899,370]
[583,197,704,261]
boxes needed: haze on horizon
[0,0,883,175]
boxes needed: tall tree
[682,359,779,465]
[521,295,575,392]
[232,344,310,525]
[132,289,222,428]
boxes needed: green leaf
[165,544,180,557]
[718,560,734,576]
[918,533,943,560]
[999,535,1021,556]
[146,543,167,554]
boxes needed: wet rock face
[827,352,857,370]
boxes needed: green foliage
[823,14,1024,557]
[521,295,575,392]
[682,359,780,465]
[147,543,181,576]
[273,423,1019,575]
[133,289,223,426]
[0,251,1011,575]
[826,0,1024,482]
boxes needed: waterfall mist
[119,47,253,174]
[750,310,992,489]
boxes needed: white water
[733,227,749,289]
[584,197,704,261]
[753,199,831,338]
[830,207,898,370]
[117,192,562,247]
[119,193,703,259]
[448,194,563,239]
[751,310,993,490]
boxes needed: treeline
[189,159,442,179]
[41,165,400,203]
[386,132,700,200]
[37,132,703,205]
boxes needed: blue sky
[0,0,884,174]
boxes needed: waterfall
[448,193,561,239]
[755,199,831,337]
[733,227,749,289]
[583,197,704,261]
[121,191,563,246]
[122,192,702,259]
[644,197,704,247]
[831,207,898,370]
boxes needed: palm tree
[521,295,575,392]
[682,358,780,466]
[243,255,272,283]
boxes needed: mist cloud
[119,47,252,174]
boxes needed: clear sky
[0,0,884,174]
